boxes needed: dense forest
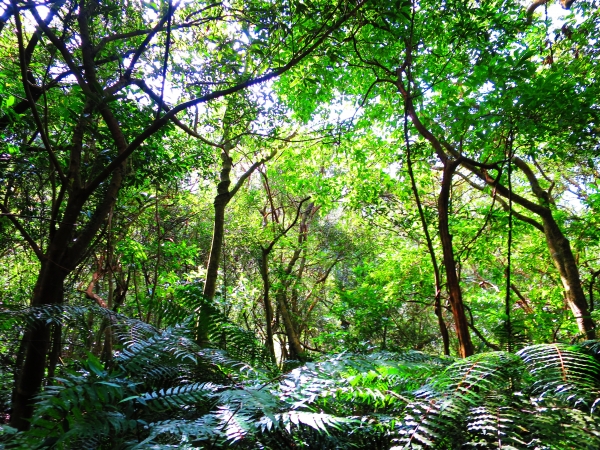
[1,0,600,447]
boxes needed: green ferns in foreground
[1,307,600,449]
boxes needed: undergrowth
[0,303,599,449]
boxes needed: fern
[394,345,600,449]
[4,304,600,449]
[160,283,276,371]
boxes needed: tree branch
[456,171,545,231]
[263,197,312,255]
[229,149,278,198]
[12,0,66,184]
[85,0,367,195]
[0,206,43,260]
[129,78,220,147]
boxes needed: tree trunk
[260,249,277,363]
[10,162,126,429]
[276,291,305,361]
[477,157,596,339]
[10,260,68,431]
[276,204,313,362]
[199,150,275,344]
[404,116,450,356]
[542,214,595,338]
[204,151,233,301]
[457,160,595,339]
[438,160,474,358]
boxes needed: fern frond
[518,343,600,407]
[139,382,220,412]
[131,415,222,449]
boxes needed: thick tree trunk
[438,161,474,358]
[458,159,595,339]
[542,215,595,338]
[10,260,68,431]
[477,157,596,339]
[10,162,125,429]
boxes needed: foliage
[1,306,600,449]
[2,0,600,445]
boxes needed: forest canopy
[1,0,600,447]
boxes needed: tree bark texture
[275,203,314,361]
[260,249,277,363]
[438,161,474,358]
[399,70,594,342]
[541,214,595,338]
[476,158,596,339]
[204,151,234,301]
[10,149,126,431]
[10,259,68,431]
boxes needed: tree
[3,0,600,441]
[277,0,599,345]
[0,0,366,429]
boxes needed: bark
[541,214,595,338]
[260,249,277,363]
[47,324,62,380]
[276,291,305,361]
[257,197,311,363]
[10,259,68,431]
[438,160,474,358]
[10,133,126,430]
[198,149,275,344]
[204,151,234,300]
[274,203,313,362]
[397,64,594,341]
[404,113,450,355]
[474,158,595,339]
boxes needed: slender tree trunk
[260,249,277,363]
[196,152,233,344]
[199,150,275,344]
[276,204,313,362]
[404,114,450,355]
[477,158,596,339]
[204,151,233,300]
[276,291,305,360]
[438,160,474,358]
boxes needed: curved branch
[124,1,182,79]
[0,206,43,260]
[12,0,66,184]
[230,149,278,198]
[86,0,367,194]
[512,156,552,205]
[129,78,219,148]
[456,171,545,232]
[526,0,550,24]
